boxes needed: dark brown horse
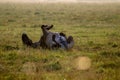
[22,25,74,50]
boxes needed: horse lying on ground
[22,25,74,50]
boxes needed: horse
[22,25,74,50]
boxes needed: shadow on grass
[2,45,19,51]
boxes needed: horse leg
[67,36,74,49]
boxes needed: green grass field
[0,3,120,80]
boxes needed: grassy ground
[0,3,120,80]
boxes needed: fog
[0,0,120,3]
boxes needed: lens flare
[74,56,91,70]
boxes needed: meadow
[0,2,120,80]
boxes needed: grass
[0,2,120,80]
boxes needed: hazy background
[0,0,120,3]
